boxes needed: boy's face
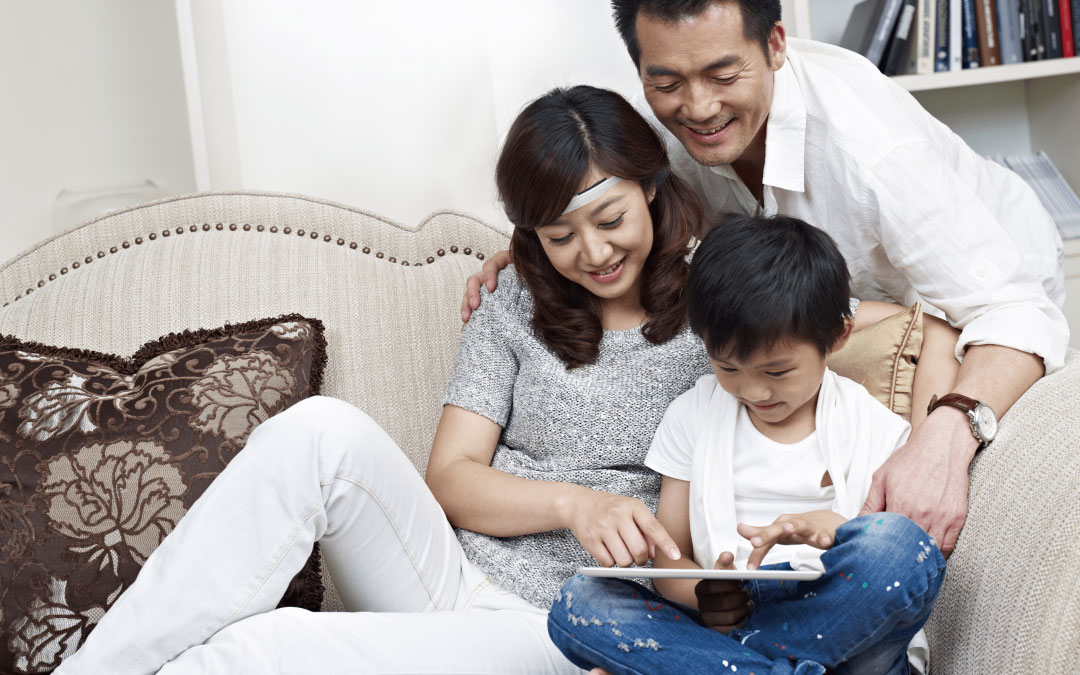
[709,338,828,435]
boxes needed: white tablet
[577,566,822,581]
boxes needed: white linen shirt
[634,38,1069,373]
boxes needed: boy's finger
[636,511,681,561]
[714,552,735,570]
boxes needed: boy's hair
[688,214,852,360]
[611,0,782,68]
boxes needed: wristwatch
[927,393,998,449]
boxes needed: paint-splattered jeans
[548,512,946,675]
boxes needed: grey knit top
[443,267,712,609]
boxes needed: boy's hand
[694,552,751,634]
[738,510,847,571]
[563,489,681,568]
[460,249,512,323]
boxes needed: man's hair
[611,0,782,67]
[688,214,851,360]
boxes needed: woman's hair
[495,85,703,369]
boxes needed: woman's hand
[560,488,681,568]
[695,552,751,634]
[460,249,512,323]
[737,510,847,571]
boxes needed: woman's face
[534,173,655,310]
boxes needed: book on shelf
[997,0,1025,63]
[840,0,905,68]
[915,0,938,73]
[1073,0,1080,54]
[990,152,1080,240]
[975,0,1004,65]
[962,0,983,65]
[883,0,919,73]
[1062,0,1075,56]
[950,0,964,69]
[1030,0,1048,60]
[936,0,952,69]
[1044,0,1065,57]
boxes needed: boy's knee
[841,512,930,548]
[837,513,945,585]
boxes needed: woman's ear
[828,318,854,355]
[646,184,657,204]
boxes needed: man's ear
[828,317,854,355]
[768,22,787,71]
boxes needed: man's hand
[737,510,847,570]
[460,249,512,323]
[859,406,977,556]
[694,552,751,634]
[561,489,681,568]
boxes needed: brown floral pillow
[0,315,326,674]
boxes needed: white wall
[0,0,196,265]
[182,0,643,233]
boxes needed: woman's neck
[600,294,647,331]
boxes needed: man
[462,0,1068,558]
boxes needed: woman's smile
[587,258,626,283]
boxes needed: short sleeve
[645,378,711,481]
[442,269,523,427]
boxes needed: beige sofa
[1,191,1077,672]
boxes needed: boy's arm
[655,476,752,633]
[652,476,700,606]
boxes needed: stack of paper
[990,152,1080,240]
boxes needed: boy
[548,215,946,675]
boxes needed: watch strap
[926,393,979,416]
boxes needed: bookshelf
[781,0,1080,349]
[890,57,1080,90]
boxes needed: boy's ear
[828,318,854,355]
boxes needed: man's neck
[731,121,769,205]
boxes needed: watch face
[975,404,997,441]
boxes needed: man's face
[636,1,785,167]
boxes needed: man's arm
[860,344,1044,555]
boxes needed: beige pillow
[828,303,924,421]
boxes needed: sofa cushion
[0,314,325,674]
[828,303,923,420]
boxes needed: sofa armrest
[925,349,1080,671]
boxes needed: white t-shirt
[634,38,1068,373]
[645,369,910,572]
[730,406,835,569]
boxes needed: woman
[56,85,713,675]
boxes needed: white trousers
[56,396,582,675]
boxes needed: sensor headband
[561,176,622,215]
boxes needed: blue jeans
[547,513,946,675]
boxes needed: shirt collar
[707,58,806,193]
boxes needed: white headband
[561,176,622,215]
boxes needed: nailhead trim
[4,222,490,304]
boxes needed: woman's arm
[852,300,960,429]
[425,405,680,567]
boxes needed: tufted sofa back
[0,191,510,474]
